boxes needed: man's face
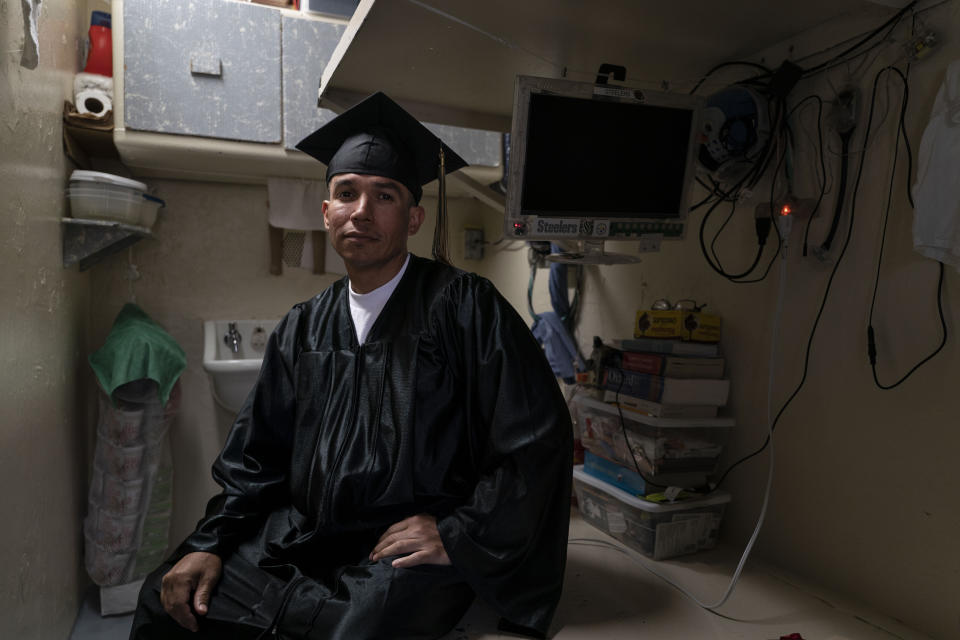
[322,173,425,273]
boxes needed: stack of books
[599,337,728,418]
[572,336,735,495]
[576,395,733,491]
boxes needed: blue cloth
[548,244,570,320]
[532,311,585,383]
[530,245,585,382]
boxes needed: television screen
[522,93,693,216]
[505,76,702,243]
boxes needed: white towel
[20,0,42,70]
[912,59,960,272]
[267,178,345,274]
[267,178,328,230]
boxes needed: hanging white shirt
[913,59,960,272]
[348,254,411,344]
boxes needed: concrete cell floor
[70,511,926,640]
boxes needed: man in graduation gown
[130,92,572,640]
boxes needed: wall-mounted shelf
[62,218,152,271]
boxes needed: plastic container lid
[70,170,146,192]
[576,395,735,428]
[140,194,165,229]
[573,465,730,512]
[67,186,143,199]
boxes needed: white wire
[570,234,791,612]
[127,247,138,304]
[790,99,834,198]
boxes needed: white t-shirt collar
[348,254,411,344]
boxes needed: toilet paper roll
[75,89,112,117]
[74,72,114,98]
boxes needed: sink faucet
[224,322,242,354]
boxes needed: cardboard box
[634,310,721,342]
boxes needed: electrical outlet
[464,228,484,260]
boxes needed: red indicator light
[780,204,792,216]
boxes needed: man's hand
[160,551,223,632]
[370,514,451,568]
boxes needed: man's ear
[407,205,425,236]
[322,200,331,230]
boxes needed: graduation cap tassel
[432,147,451,265]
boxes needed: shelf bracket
[62,218,152,271]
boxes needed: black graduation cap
[295,92,468,206]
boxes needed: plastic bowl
[68,183,144,225]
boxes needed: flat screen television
[504,75,703,256]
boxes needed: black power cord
[800,1,917,78]
[818,124,855,254]
[689,61,773,96]
[691,3,917,281]
[714,65,914,489]
[695,88,790,283]
[714,118,792,285]
[864,68,948,389]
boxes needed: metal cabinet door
[124,0,281,143]
[282,16,345,150]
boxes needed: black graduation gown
[142,256,572,639]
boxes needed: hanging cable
[688,61,773,95]
[816,127,854,255]
[801,2,916,77]
[715,64,904,488]
[865,67,948,389]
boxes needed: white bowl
[68,183,143,225]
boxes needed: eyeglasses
[651,298,706,312]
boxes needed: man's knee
[129,562,177,640]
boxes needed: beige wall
[88,181,337,543]
[22,1,956,638]
[739,6,960,638]
[0,1,92,638]
[468,6,960,639]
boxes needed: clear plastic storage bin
[574,466,731,560]
[576,395,733,481]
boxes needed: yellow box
[634,310,721,343]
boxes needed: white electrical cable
[571,228,792,612]
[127,247,139,305]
